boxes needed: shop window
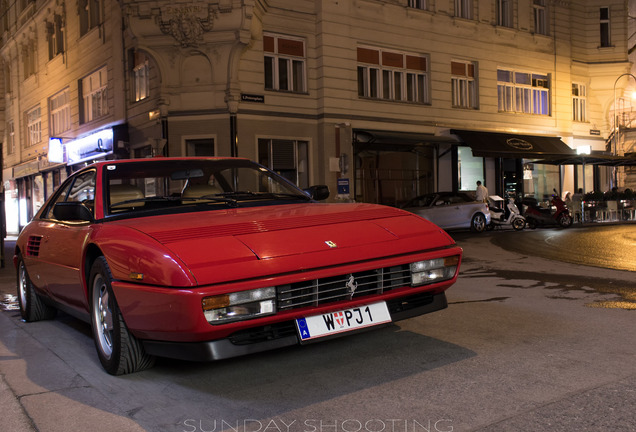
[533,0,548,35]
[26,106,41,146]
[49,88,71,136]
[497,69,550,116]
[523,162,559,199]
[263,33,306,93]
[572,83,586,122]
[497,0,513,27]
[458,147,483,191]
[258,139,309,189]
[357,47,429,104]
[451,61,478,109]
[80,66,108,123]
[599,7,611,47]
[79,0,102,37]
[455,0,473,19]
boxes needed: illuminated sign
[66,129,114,164]
[48,137,65,163]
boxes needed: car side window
[42,171,96,220]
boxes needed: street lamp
[612,73,636,188]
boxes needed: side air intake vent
[26,236,43,257]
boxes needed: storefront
[451,129,580,200]
[4,124,129,236]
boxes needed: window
[50,88,71,136]
[132,51,150,101]
[43,170,95,220]
[258,139,309,188]
[533,0,548,35]
[47,14,64,60]
[22,40,36,79]
[357,47,429,104]
[458,147,483,191]
[80,67,108,123]
[600,7,611,47]
[497,0,513,27]
[6,120,15,155]
[26,106,42,146]
[185,138,215,156]
[408,0,427,10]
[455,0,473,19]
[451,61,478,109]
[79,0,101,36]
[497,69,550,115]
[572,83,586,122]
[264,33,306,93]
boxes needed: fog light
[410,255,459,286]
[202,287,276,324]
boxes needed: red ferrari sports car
[15,157,462,375]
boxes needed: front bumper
[141,291,447,361]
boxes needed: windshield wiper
[181,195,239,207]
[219,191,310,201]
[110,195,238,209]
[110,196,181,208]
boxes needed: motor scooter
[487,195,526,231]
[522,189,573,229]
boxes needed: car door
[450,194,475,228]
[35,170,96,311]
[424,195,460,228]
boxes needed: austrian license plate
[296,302,392,342]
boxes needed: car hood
[111,203,454,285]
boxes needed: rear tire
[16,254,57,322]
[89,257,155,375]
[558,213,573,228]
[471,213,487,233]
[512,217,526,231]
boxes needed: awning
[451,129,576,158]
[353,129,456,152]
[532,152,636,166]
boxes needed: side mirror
[53,202,94,222]
[304,185,330,201]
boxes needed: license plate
[296,302,392,342]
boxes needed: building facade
[0,0,632,235]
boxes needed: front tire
[471,213,487,233]
[89,257,155,375]
[16,254,57,322]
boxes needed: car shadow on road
[144,323,476,417]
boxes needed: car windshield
[104,159,310,217]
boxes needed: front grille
[277,264,411,311]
